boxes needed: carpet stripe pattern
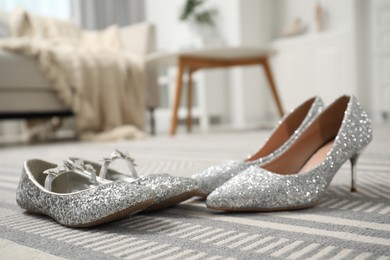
[0,127,389,259]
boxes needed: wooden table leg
[262,57,285,117]
[187,69,194,132]
[170,58,185,135]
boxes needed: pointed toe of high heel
[207,166,324,211]
[206,166,287,211]
[135,174,201,210]
[192,160,243,195]
[205,189,232,210]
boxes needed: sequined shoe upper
[192,96,324,195]
[70,150,200,207]
[16,159,155,227]
[206,95,373,211]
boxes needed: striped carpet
[0,125,389,259]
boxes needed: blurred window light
[0,0,71,20]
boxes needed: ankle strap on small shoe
[43,160,97,191]
[100,150,138,180]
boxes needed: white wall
[270,0,371,114]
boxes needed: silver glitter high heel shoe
[192,97,324,196]
[16,159,155,227]
[206,95,373,211]
[69,150,200,211]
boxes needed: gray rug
[0,125,389,259]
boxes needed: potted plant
[179,0,218,46]
[180,0,216,27]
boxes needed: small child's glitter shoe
[16,159,155,227]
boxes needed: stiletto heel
[350,152,361,192]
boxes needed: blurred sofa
[0,11,158,134]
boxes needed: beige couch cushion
[0,49,68,112]
[0,49,51,89]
